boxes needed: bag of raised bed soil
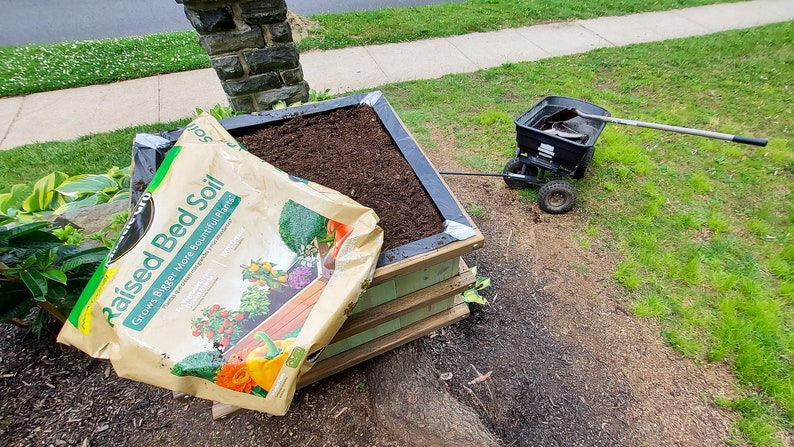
[57,113,383,416]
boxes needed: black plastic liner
[130,91,476,267]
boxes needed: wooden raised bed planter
[222,91,482,355]
[137,91,484,417]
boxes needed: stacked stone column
[177,0,309,112]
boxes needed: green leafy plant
[269,90,330,111]
[466,202,485,218]
[51,224,84,246]
[195,103,238,120]
[0,184,32,218]
[272,100,303,110]
[240,284,272,317]
[462,266,491,305]
[309,88,332,102]
[85,209,129,249]
[0,218,108,335]
[0,166,130,218]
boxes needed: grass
[300,0,741,49]
[0,5,791,447]
[380,23,790,444]
[0,32,208,97]
[0,119,190,191]
[0,0,741,97]
[466,202,486,218]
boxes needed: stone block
[280,66,304,85]
[183,6,235,33]
[210,55,245,80]
[265,21,293,44]
[229,95,257,113]
[198,26,265,56]
[222,72,281,96]
[253,82,309,109]
[244,46,299,74]
[240,0,288,24]
[52,201,129,234]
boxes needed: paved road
[0,0,464,46]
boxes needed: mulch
[235,105,445,252]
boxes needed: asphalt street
[0,0,464,46]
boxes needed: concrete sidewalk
[1,0,792,150]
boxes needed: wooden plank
[212,402,241,419]
[298,296,469,388]
[351,279,397,315]
[370,230,484,286]
[321,295,456,358]
[330,259,473,343]
[397,296,455,328]
[393,256,460,297]
[352,256,458,315]
[318,320,401,359]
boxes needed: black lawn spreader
[440,95,767,214]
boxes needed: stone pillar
[177,0,309,112]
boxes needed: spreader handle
[577,110,768,147]
[732,135,768,147]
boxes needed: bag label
[123,191,240,331]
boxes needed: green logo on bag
[286,347,306,368]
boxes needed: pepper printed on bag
[170,203,355,399]
[246,332,296,392]
[179,331,296,396]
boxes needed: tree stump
[367,341,499,447]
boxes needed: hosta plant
[0,166,130,218]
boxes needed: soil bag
[58,113,384,416]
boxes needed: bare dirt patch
[287,12,318,43]
[431,174,739,446]
[0,110,741,447]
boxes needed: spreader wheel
[538,180,576,214]
[502,157,538,189]
[572,146,595,179]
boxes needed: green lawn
[0,0,740,97]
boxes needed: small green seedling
[462,266,491,305]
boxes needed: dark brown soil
[236,105,445,253]
[0,106,746,447]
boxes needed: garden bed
[130,92,484,417]
[137,92,481,269]
[217,91,481,269]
